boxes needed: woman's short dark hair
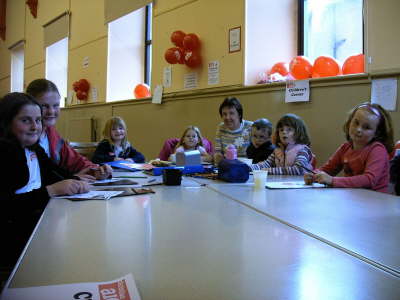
[219,97,243,122]
[26,78,60,98]
[274,113,311,146]
[0,92,42,140]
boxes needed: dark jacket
[390,154,400,195]
[0,139,74,268]
[246,141,275,164]
[92,139,145,164]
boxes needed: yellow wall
[152,0,244,92]
[0,0,400,164]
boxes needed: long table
[190,175,400,276]
[1,175,400,299]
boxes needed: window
[10,42,25,92]
[299,0,363,62]
[45,37,68,107]
[107,4,152,102]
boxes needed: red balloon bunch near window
[72,79,90,101]
[164,31,202,68]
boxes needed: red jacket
[46,126,96,174]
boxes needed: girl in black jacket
[92,117,145,164]
[0,93,89,270]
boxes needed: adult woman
[214,97,253,164]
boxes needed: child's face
[278,125,295,146]
[183,129,199,149]
[35,91,60,128]
[111,125,126,143]
[12,104,42,147]
[349,108,379,149]
[251,128,270,148]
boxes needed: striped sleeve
[252,147,312,175]
[251,152,275,170]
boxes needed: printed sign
[285,80,310,103]
[1,274,141,300]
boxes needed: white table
[2,176,400,299]
[190,174,400,276]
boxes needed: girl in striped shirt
[251,114,313,175]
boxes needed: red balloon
[171,30,186,47]
[183,33,200,51]
[164,47,185,64]
[289,56,313,80]
[76,90,88,100]
[184,51,202,68]
[342,54,365,75]
[312,56,341,78]
[72,81,80,92]
[78,79,90,92]
[269,62,289,76]
[134,84,151,99]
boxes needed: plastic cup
[253,170,268,189]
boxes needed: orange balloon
[269,62,289,76]
[342,54,365,75]
[134,84,151,99]
[312,56,341,78]
[289,56,313,80]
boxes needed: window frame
[297,0,365,57]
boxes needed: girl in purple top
[304,102,394,193]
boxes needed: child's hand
[114,157,124,161]
[92,165,113,180]
[47,179,90,196]
[75,167,96,182]
[314,171,333,186]
[304,173,314,185]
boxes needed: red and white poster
[1,274,141,300]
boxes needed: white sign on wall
[285,80,310,103]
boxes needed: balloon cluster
[72,79,90,100]
[134,83,151,99]
[265,53,365,82]
[164,31,202,68]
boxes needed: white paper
[163,66,172,87]
[53,190,124,200]
[371,77,398,111]
[266,181,326,189]
[1,274,141,300]
[82,56,89,68]
[92,87,98,102]
[152,85,163,104]
[285,80,310,103]
[184,72,198,89]
[229,27,241,52]
[208,61,220,85]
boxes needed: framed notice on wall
[229,26,241,53]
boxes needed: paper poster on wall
[184,72,198,89]
[163,66,172,88]
[229,27,241,53]
[152,85,163,104]
[285,80,310,103]
[371,77,398,111]
[1,274,141,300]
[208,61,220,85]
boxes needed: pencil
[299,165,316,174]
[114,175,148,179]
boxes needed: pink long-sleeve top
[319,141,389,193]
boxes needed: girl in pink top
[304,102,394,193]
[171,126,212,163]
